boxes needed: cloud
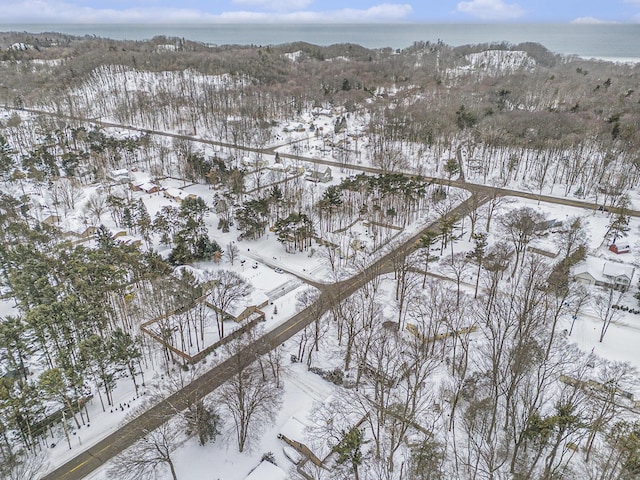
[332,3,413,21]
[570,16,620,25]
[456,0,525,20]
[217,4,412,22]
[0,1,413,23]
[231,0,314,12]
[0,0,206,22]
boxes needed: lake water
[2,23,639,61]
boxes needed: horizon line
[0,20,638,25]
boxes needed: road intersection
[2,106,628,479]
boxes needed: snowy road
[40,191,488,480]
[12,103,634,479]
[3,105,640,219]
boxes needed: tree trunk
[167,457,178,480]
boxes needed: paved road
[21,104,617,268]
[4,104,622,479]
[4,105,639,218]
[42,191,488,480]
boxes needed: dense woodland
[0,32,640,479]
[2,31,639,201]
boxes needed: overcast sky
[0,0,638,24]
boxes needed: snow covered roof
[109,228,127,237]
[108,169,131,183]
[602,262,634,280]
[164,188,193,201]
[250,291,270,306]
[140,182,158,192]
[572,265,594,278]
[132,179,159,192]
[269,162,287,171]
[244,461,286,480]
[573,257,635,283]
[280,413,308,441]
[226,291,269,318]
[42,214,61,225]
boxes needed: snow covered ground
[7,155,636,478]
[2,47,640,479]
[421,195,640,373]
[80,362,338,480]
[55,192,640,480]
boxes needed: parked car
[252,262,258,269]
[274,267,284,274]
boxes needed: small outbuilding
[609,243,631,255]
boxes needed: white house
[573,269,596,286]
[107,169,131,184]
[268,161,290,173]
[305,166,332,183]
[573,257,635,291]
[602,262,635,291]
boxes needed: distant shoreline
[1,23,639,60]
[579,56,640,64]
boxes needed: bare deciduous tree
[0,451,48,480]
[296,287,327,366]
[594,287,623,343]
[54,177,84,213]
[443,252,469,307]
[583,360,637,462]
[555,216,588,261]
[85,192,108,224]
[498,206,544,276]
[225,241,239,265]
[207,269,252,338]
[109,418,181,480]
[217,341,283,452]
